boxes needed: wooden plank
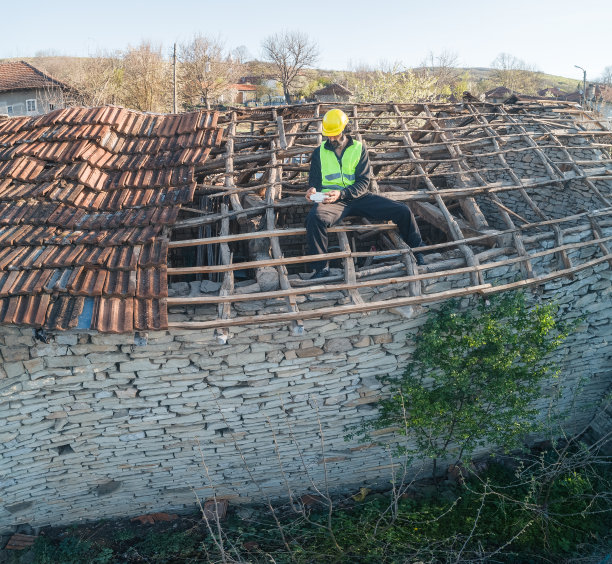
[466,103,573,274]
[216,202,233,335]
[168,234,612,306]
[589,215,612,268]
[276,115,288,149]
[267,127,304,333]
[421,105,489,231]
[170,209,611,274]
[167,250,612,329]
[393,104,483,286]
[168,224,397,248]
[352,105,380,193]
[168,251,351,275]
[386,229,421,297]
[338,230,364,303]
[411,201,498,245]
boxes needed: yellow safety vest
[320,141,362,192]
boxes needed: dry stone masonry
[1,247,611,531]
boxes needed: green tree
[359,291,572,478]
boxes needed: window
[7,106,13,116]
[49,104,55,111]
[26,99,37,113]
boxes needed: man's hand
[305,187,316,201]
[323,190,341,203]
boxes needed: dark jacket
[308,135,372,201]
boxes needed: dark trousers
[306,193,423,271]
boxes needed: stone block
[2,334,35,347]
[45,355,90,369]
[4,362,25,378]
[118,431,146,442]
[235,282,261,295]
[163,358,191,369]
[23,358,45,375]
[201,280,221,293]
[295,347,324,358]
[256,267,280,291]
[322,338,351,353]
[54,334,79,346]
[373,333,393,344]
[32,344,69,358]
[225,351,266,367]
[0,346,29,362]
[45,411,68,419]
[352,336,371,348]
[119,360,162,373]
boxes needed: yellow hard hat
[322,109,349,137]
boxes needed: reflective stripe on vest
[320,141,362,190]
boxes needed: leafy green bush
[354,291,572,477]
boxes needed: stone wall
[1,248,611,532]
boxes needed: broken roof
[0,105,222,332]
[0,61,71,93]
[0,99,610,334]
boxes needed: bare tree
[179,35,240,110]
[121,41,171,112]
[231,45,252,66]
[491,52,542,95]
[35,54,123,107]
[75,55,123,106]
[261,31,319,103]
[598,65,612,86]
[419,51,460,84]
[414,50,467,99]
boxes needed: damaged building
[0,100,611,529]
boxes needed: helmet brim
[322,125,345,137]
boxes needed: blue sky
[3,0,610,80]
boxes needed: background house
[312,83,353,103]
[0,61,73,116]
[225,82,257,105]
[537,86,566,98]
[484,86,514,103]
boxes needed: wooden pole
[173,43,177,114]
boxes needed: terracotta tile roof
[0,105,222,332]
[0,61,71,93]
[227,83,258,91]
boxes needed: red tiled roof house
[0,61,73,117]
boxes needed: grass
[11,447,611,564]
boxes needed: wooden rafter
[166,101,612,330]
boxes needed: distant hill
[455,67,580,93]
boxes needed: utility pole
[575,65,586,107]
[173,43,177,114]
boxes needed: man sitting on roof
[305,108,425,279]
